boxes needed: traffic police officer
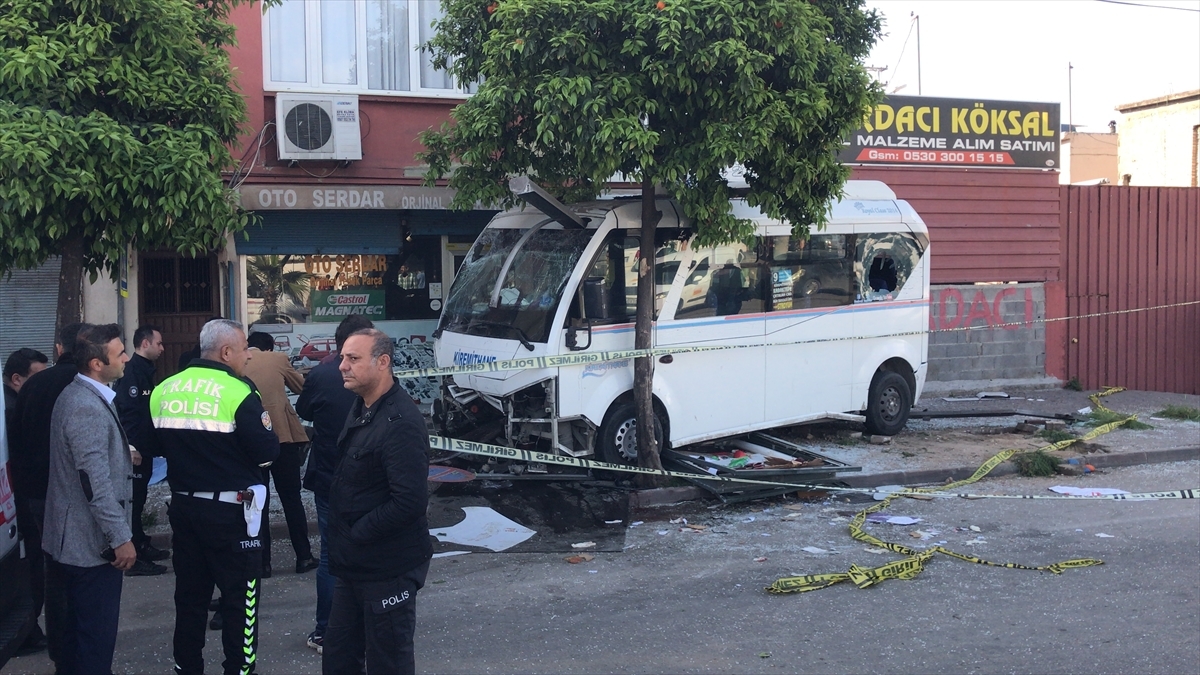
[151,319,279,675]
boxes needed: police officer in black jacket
[295,314,373,654]
[11,322,88,665]
[323,329,432,675]
[113,324,170,575]
[152,320,279,675]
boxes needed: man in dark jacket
[113,324,169,575]
[295,314,372,654]
[11,322,88,664]
[322,329,432,675]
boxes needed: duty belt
[176,490,255,505]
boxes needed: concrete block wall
[927,282,1048,384]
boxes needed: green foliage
[1063,378,1083,391]
[1084,408,1152,430]
[246,255,310,317]
[1014,450,1061,478]
[1155,405,1200,422]
[1036,428,1075,443]
[420,0,882,245]
[0,0,252,279]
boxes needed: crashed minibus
[432,180,929,467]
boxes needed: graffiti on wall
[930,286,1035,331]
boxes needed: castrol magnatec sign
[839,95,1061,168]
[311,290,385,322]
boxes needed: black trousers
[17,497,66,663]
[44,557,123,675]
[322,562,429,675]
[260,442,312,567]
[169,495,263,675]
[130,459,152,550]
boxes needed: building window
[245,238,443,327]
[263,0,472,97]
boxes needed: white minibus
[432,180,929,465]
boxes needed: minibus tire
[598,401,664,467]
[864,370,912,436]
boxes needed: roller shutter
[0,258,62,361]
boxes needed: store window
[264,0,474,96]
[245,236,443,325]
[763,234,854,311]
[674,240,767,320]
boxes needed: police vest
[151,366,252,434]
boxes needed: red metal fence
[1061,186,1199,394]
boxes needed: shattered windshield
[438,226,596,344]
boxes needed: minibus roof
[488,180,924,234]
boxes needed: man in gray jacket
[43,324,136,675]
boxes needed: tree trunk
[55,229,85,350]
[635,175,664,478]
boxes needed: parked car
[291,337,337,369]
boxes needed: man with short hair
[296,314,373,654]
[43,323,136,675]
[114,325,170,576]
[323,329,432,675]
[4,348,48,431]
[12,322,89,664]
[152,319,279,675]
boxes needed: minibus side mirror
[566,319,592,351]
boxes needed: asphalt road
[5,461,1198,675]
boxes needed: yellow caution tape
[766,388,1173,594]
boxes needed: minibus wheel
[598,401,664,466]
[864,370,912,436]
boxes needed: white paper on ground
[1049,486,1131,497]
[802,546,829,554]
[432,551,471,558]
[430,506,536,552]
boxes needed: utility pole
[865,64,888,84]
[914,13,922,95]
[1068,62,1074,131]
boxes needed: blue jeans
[314,492,334,636]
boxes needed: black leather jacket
[328,381,432,581]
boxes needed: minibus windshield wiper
[467,320,535,351]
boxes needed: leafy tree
[421,0,881,472]
[0,0,252,335]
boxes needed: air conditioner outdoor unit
[275,94,362,161]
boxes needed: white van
[432,181,929,465]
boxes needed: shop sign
[839,95,1061,169]
[310,289,385,321]
[242,185,460,211]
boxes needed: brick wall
[927,282,1051,384]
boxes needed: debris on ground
[564,553,595,564]
[430,506,537,552]
[571,541,596,549]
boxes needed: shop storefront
[234,185,495,403]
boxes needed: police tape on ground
[425,387,1196,595]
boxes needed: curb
[630,445,1200,508]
